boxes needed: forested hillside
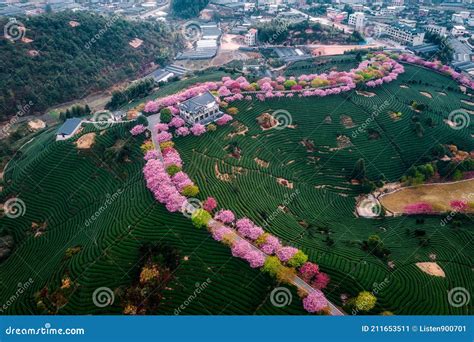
[0,11,183,120]
[171,0,209,18]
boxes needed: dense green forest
[257,20,364,45]
[171,0,209,18]
[0,11,183,120]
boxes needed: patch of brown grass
[76,133,96,149]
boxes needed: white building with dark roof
[178,91,222,125]
[56,118,83,141]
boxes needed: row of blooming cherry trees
[141,53,406,118]
[397,53,474,89]
[140,52,474,122]
[131,116,334,313]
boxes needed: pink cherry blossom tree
[303,290,328,313]
[276,246,299,263]
[130,124,146,136]
[190,124,206,136]
[214,209,235,224]
[203,197,218,212]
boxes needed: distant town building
[452,13,464,24]
[425,24,447,37]
[338,0,361,4]
[178,91,223,125]
[244,2,256,12]
[348,12,365,31]
[327,8,348,22]
[350,4,364,11]
[245,28,258,46]
[418,8,429,17]
[460,11,471,19]
[379,6,399,16]
[451,25,467,36]
[399,19,417,28]
[380,23,425,46]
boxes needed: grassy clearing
[379,179,474,214]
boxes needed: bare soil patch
[214,163,232,182]
[356,90,375,97]
[254,157,269,168]
[340,115,356,128]
[32,221,48,238]
[28,119,46,131]
[256,113,278,130]
[335,135,353,149]
[301,139,315,152]
[129,38,143,49]
[277,178,293,189]
[416,262,445,277]
[214,162,245,182]
[227,122,248,138]
[28,50,39,57]
[76,133,96,149]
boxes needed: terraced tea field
[0,123,306,315]
[0,63,472,315]
[174,64,474,315]
[284,55,359,77]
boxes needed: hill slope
[0,11,183,120]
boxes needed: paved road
[208,219,345,316]
[147,113,163,161]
